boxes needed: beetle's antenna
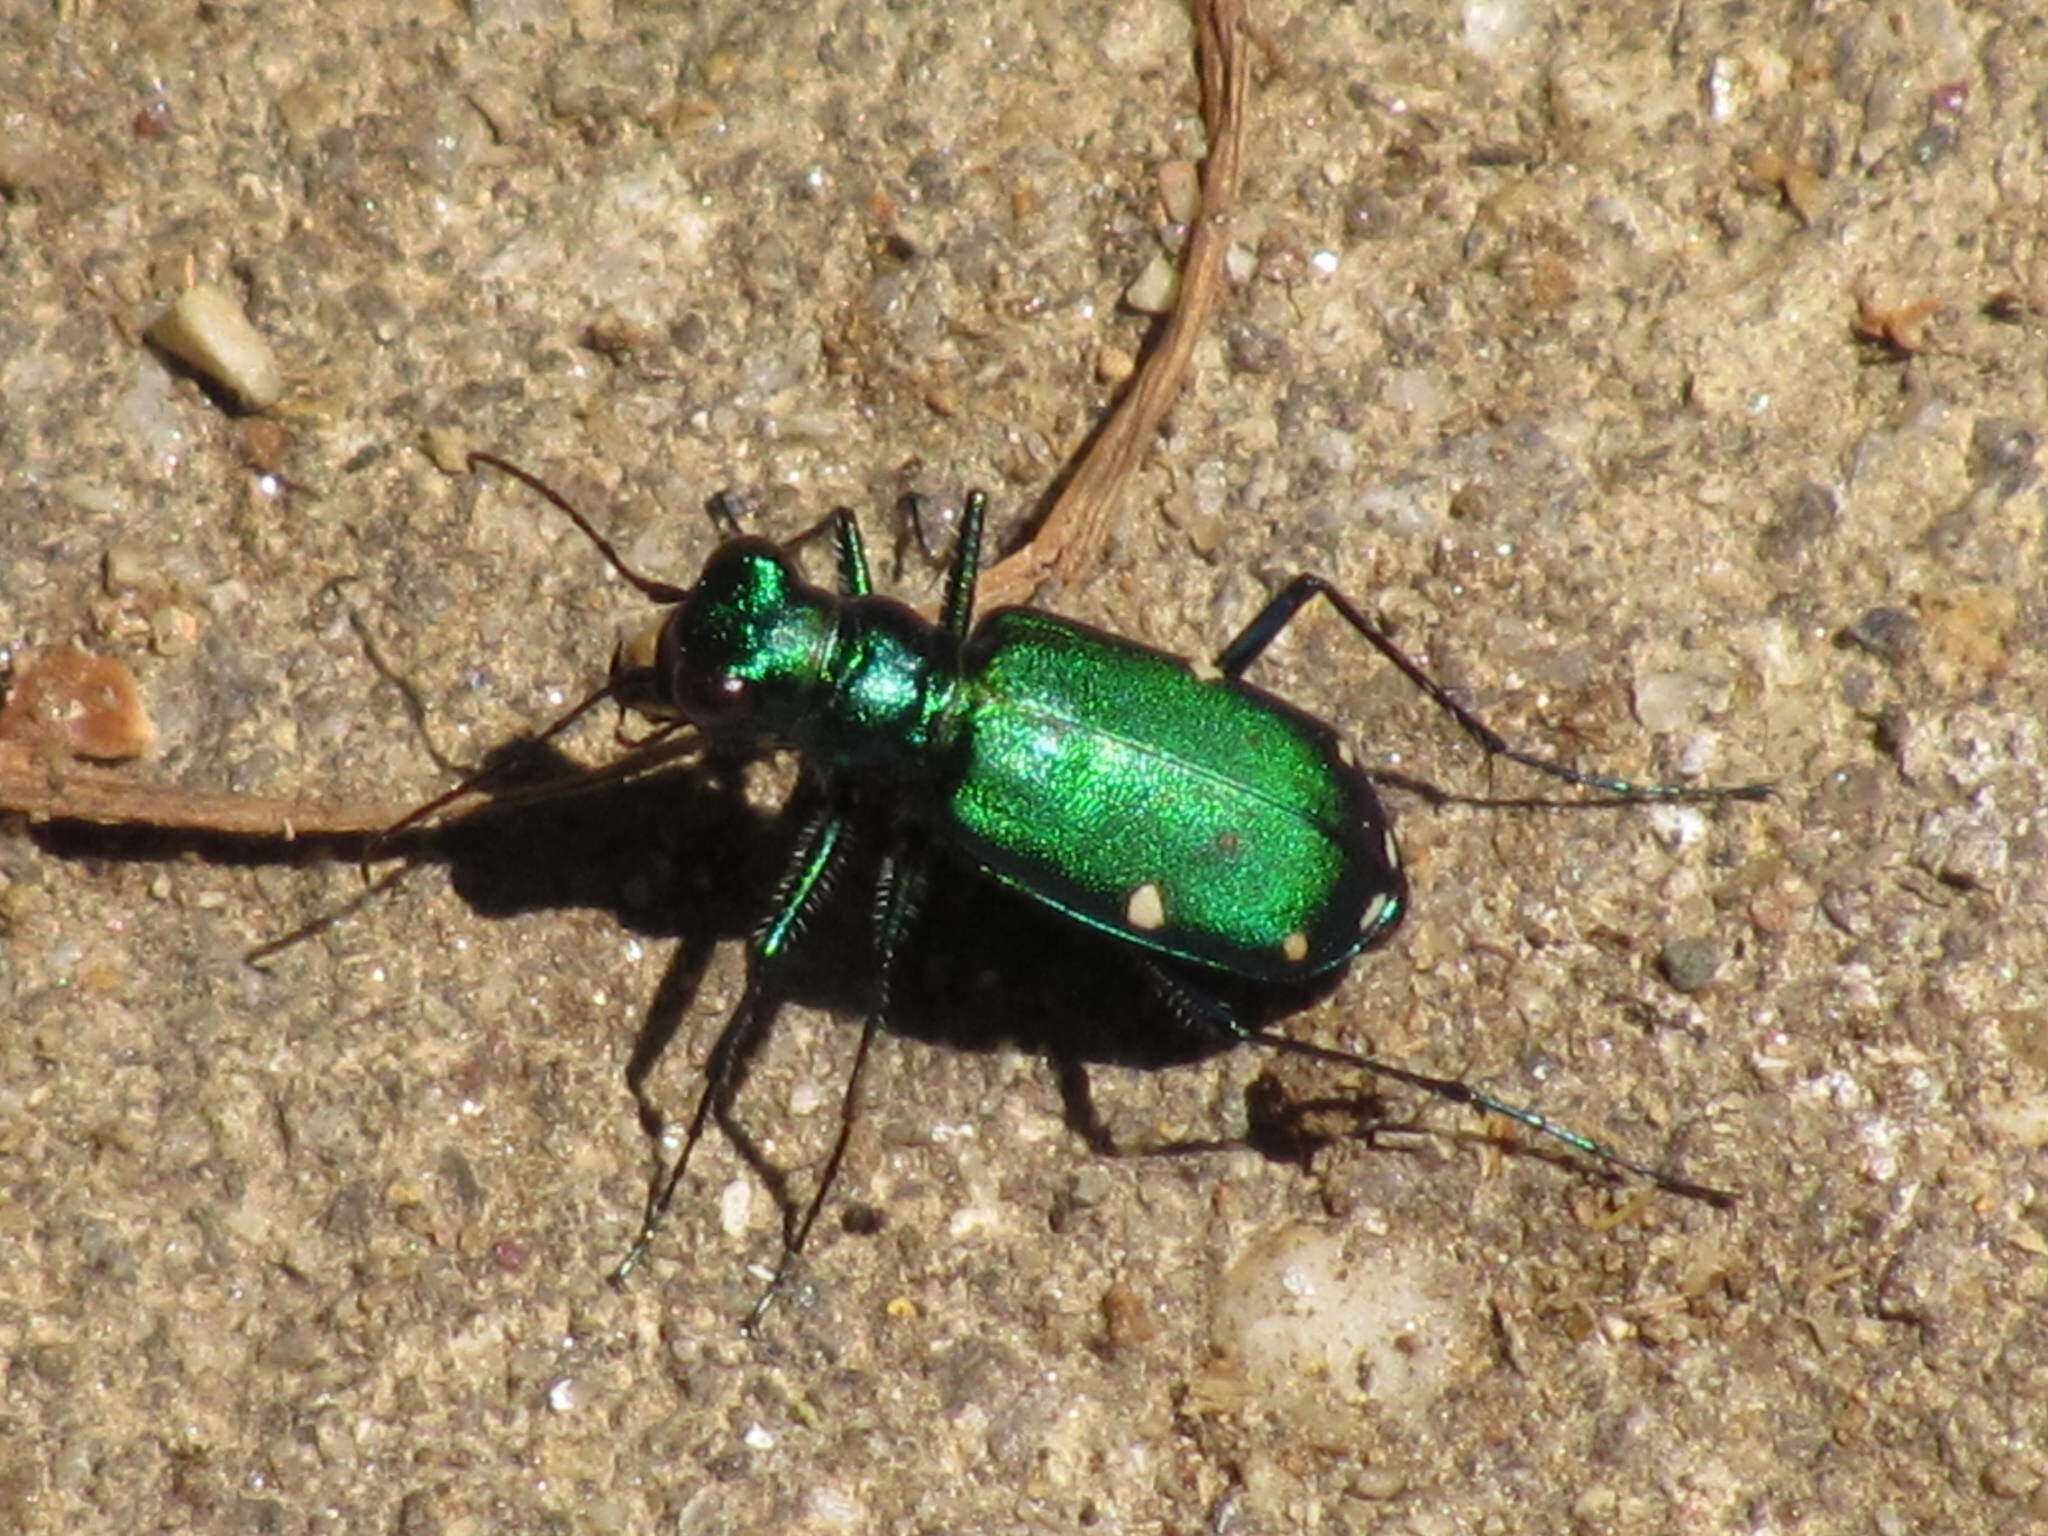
[468,452,689,604]
[1246,1028,1735,1208]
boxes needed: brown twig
[0,731,703,842]
[0,741,411,839]
[975,0,1251,611]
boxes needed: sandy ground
[4,1,2046,1532]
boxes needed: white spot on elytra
[1281,931,1310,963]
[1126,882,1167,931]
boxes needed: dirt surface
[5,2,2046,1532]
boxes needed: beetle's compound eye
[675,664,751,728]
[652,616,751,729]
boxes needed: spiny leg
[611,806,854,1284]
[1246,1027,1734,1206]
[610,979,779,1286]
[778,506,874,598]
[829,508,873,598]
[939,491,989,642]
[742,844,928,1334]
[1216,575,1771,805]
[780,487,982,622]
[1141,961,1732,1206]
[737,1015,878,1334]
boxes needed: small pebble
[1633,667,1729,733]
[238,415,292,473]
[1124,253,1178,314]
[1095,345,1136,385]
[1658,936,1726,994]
[0,646,157,762]
[145,282,284,410]
[1757,481,1838,563]
[1098,1280,1157,1351]
[102,537,156,595]
[1841,606,1920,664]
[1966,416,2039,500]
[421,426,472,474]
[148,605,199,656]
[1982,1454,2043,1501]
[718,1177,753,1238]
[1156,159,1199,223]
[1347,1465,1409,1502]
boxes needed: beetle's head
[619,538,833,737]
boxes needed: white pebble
[145,282,283,410]
[718,1177,753,1237]
[1124,253,1179,314]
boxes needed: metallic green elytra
[658,542,1406,985]
[466,454,1765,1330]
[952,608,1400,982]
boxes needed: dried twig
[0,732,702,842]
[0,742,409,839]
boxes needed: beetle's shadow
[29,742,1371,1238]
[882,862,1368,1163]
[419,751,1275,1056]
[425,748,1368,1189]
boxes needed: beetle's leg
[611,807,855,1285]
[777,507,874,597]
[1244,1024,1736,1206]
[827,509,873,598]
[1140,961,1733,1207]
[705,488,750,537]
[743,845,927,1334]
[738,1013,877,1333]
[939,491,989,641]
[1215,576,1770,804]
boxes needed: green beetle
[470,455,1761,1328]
